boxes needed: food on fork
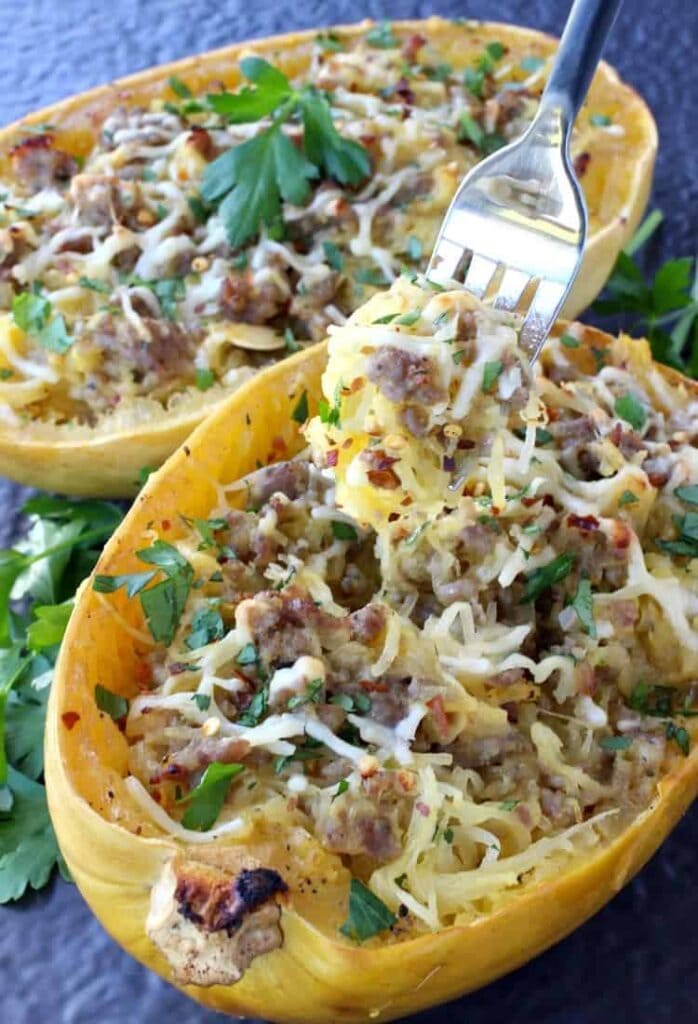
[47,275,698,1022]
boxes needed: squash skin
[0,16,656,497]
[45,324,698,1023]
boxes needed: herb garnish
[12,291,72,353]
[366,21,397,49]
[569,574,596,638]
[0,497,122,901]
[521,553,575,603]
[340,877,396,942]
[482,361,504,393]
[185,606,224,650]
[594,210,698,377]
[94,684,129,720]
[292,389,309,424]
[180,761,245,831]
[331,521,358,541]
[200,58,369,247]
[614,392,647,432]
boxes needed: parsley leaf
[185,607,224,650]
[570,574,596,638]
[322,240,344,271]
[201,60,369,247]
[12,291,73,353]
[482,361,504,392]
[292,389,309,424]
[366,21,397,48]
[599,735,633,751]
[180,761,245,831]
[331,521,358,541]
[93,570,156,597]
[94,684,129,721]
[614,392,647,432]
[0,768,62,901]
[593,210,698,378]
[618,490,639,507]
[521,553,575,603]
[340,878,396,942]
[195,368,215,391]
[237,685,268,726]
[675,485,698,506]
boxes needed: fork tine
[428,237,469,285]
[518,280,568,359]
[463,255,499,299]
[493,268,530,313]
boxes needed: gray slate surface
[1,2,697,1023]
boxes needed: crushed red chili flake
[61,711,80,730]
[574,151,591,176]
[567,513,600,532]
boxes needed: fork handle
[541,0,623,127]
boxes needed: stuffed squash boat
[0,17,656,496]
[46,276,698,1022]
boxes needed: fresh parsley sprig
[0,497,123,902]
[199,57,370,247]
[593,210,698,377]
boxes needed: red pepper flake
[521,496,542,508]
[61,711,80,730]
[134,660,154,690]
[388,512,400,523]
[427,695,450,739]
[271,435,287,457]
[574,152,591,177]
[161,519,171,530]
[567,513,599,532]
[416,801,430,817]
[360,678,389,693]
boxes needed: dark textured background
[1,2,697,1022]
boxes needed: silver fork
[427,0,623,360]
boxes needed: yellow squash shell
[45,323,698,1024]
[0,17,656,497]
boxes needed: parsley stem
[22,525,114,568]
[0,654,32,784]
[624,209,663,257]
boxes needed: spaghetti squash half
[0,17,655,495]
[46,277,698,1022]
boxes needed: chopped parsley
[96,540,195,646]
[340,877,396,942]
[331,521,358,541]
[315,31,344,52]
[185,607,224,650]
[658,512,698,558]
[237,685,269,726]
[292,389,309,424]
[521,553,575,603]
[482,361,504,393]
[191,693,211,712]
[569,574,596,638]
[322,240,344,271]
[406,235,422,261]
[287,678,324,710]
[180,761,245,831]
[520,56,545,72]
[599,735,633,751]
[284,327,301,353]
[195,368,215,391]
[366,21,397,49]
[590,113,612,126]
[12,291,73,353]
[618,490,639,507]
[559,332,580,349]
[675,485,698,506]
[614,392,647,432]
[94,684,129,721]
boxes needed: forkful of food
[428,0,623,360]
